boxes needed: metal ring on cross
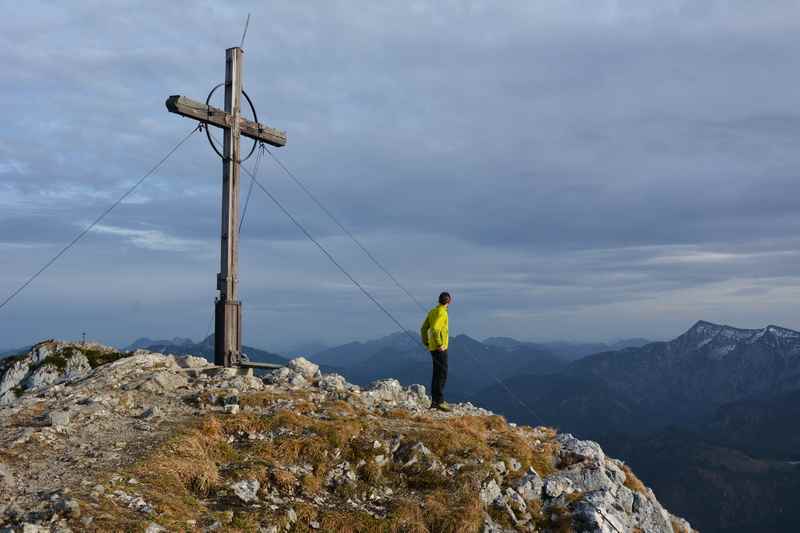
[205,83,260,163]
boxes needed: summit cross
[165,47,287,367]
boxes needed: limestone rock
[265,366,309,389]
[407,384,428,404]
[326,462,357,489]
[173,355,210,369]
[0,358,31,405]
[361,379,430,409]
[366,379,404,402]
[543,476,574,499]
[0,463,14,489]
[287,357,320,380]
[230,479,260,503]
[113,490,155,514]
[224,375,265,392]
[288,373,308,388]
[55,497,80,517]
[557,433,605,465]
[49,410,71,429]
[29,342,55,366]
[394,442,443,473]
[138,371,189,392]
[318,373,347,392]
[480,479,502,506]
[142,406,162,419]
[513,468,543,501]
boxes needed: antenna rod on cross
[165,47,287,367]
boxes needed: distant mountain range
[127,335,288,367]
[306,332,588,402]
[0,347,29,359]
[125,337,195,351]
[306,332,652,400]
[120,332,646,397]
[475,321,800,432]
[279,340,331,359]
[482,336,652,360]
[473,320,800,533]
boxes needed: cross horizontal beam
[165,95,287,147]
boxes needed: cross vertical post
[215,47,243,367]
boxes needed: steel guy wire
[239,142,264,233]
[262,146,427,311]
[238,161,421,345]
[0,124,202,313]
[458,342,546,426]
[212,129,546,425]
[258,147,546,425]
[208,128,420,345]
[204,304,215,344]
[238,157,546,425]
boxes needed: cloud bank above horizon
[2,1,800,350]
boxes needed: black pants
[430,350,448,405]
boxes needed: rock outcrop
[0,341,694,532]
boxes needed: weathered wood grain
[165,95,287,147]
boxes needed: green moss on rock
[82,348,129,368]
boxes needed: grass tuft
[621,463,648,494]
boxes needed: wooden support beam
[238,361,284,370]
[165,95,287,147]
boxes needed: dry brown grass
[404,415,506,463]
[8,401,48,427]
[315,511,393,533]
[68,389,563,533]
[73,492,148,532]
[621,463,648,494]
[237,389,303,408]
[422,488,483,533]
[384,408,413,419]
[285,493,482,533]
[544,505,574,533]
[526,491,582,533]
[528,499,545,523]
[566,491,584,504]
[494,427,558,480]
[73,416,231,531]
[129,417,229,517]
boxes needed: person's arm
[428,309,447,351]
[420,314,430,349]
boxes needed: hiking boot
[434,402,451,412]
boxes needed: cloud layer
[2,1,800,350]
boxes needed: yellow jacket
[421,304,449,351]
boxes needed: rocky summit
[0,341,694,533]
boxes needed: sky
[2,1,800,352]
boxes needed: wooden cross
[165,47,287,367]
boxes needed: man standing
[420,292,451,411]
